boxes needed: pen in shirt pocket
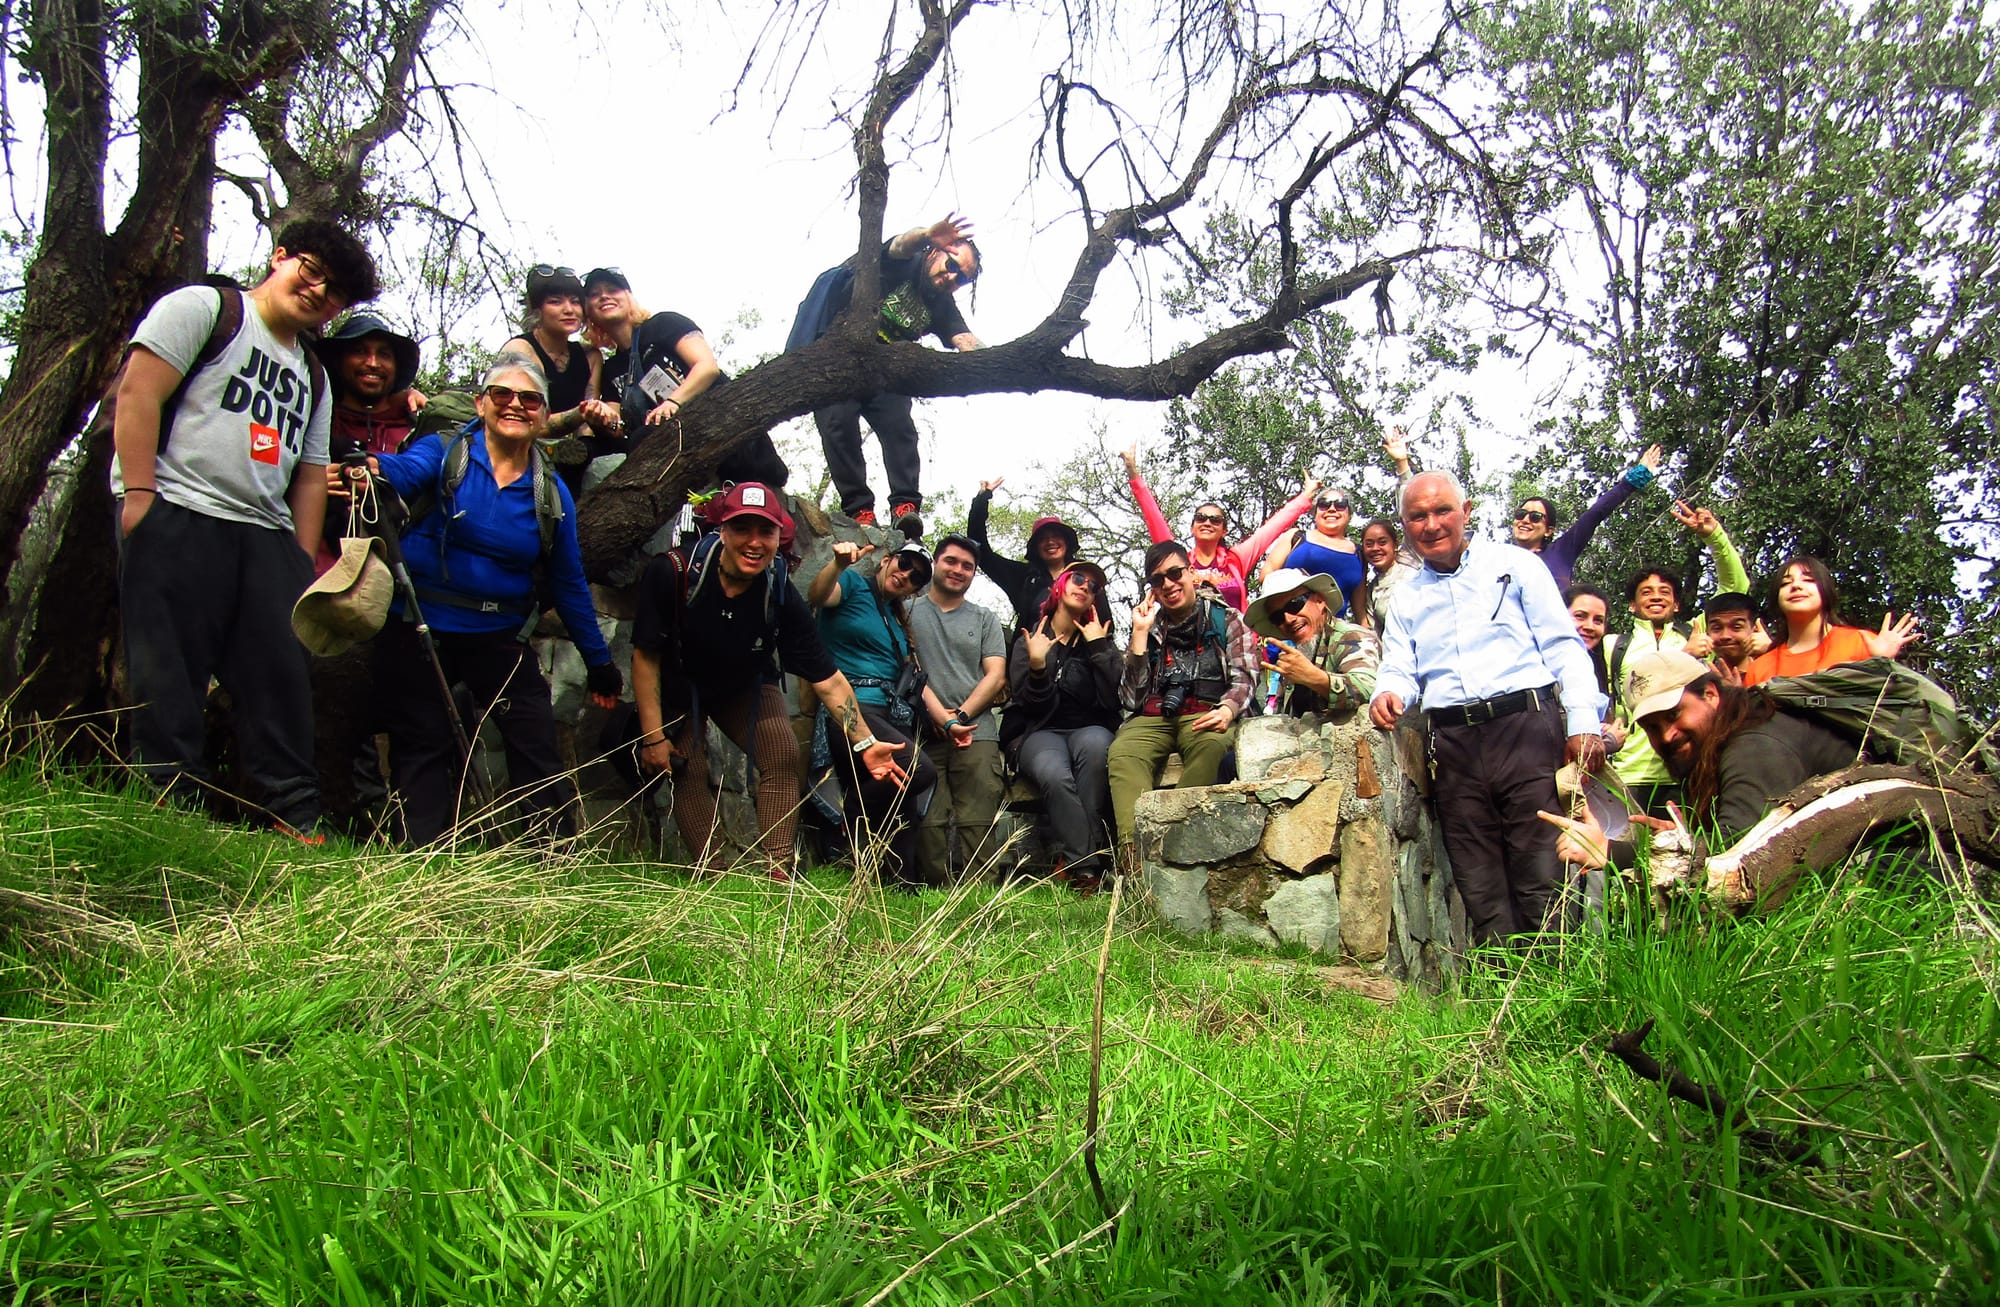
[1490,572,1512,621]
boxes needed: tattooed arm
[809,671,909,786]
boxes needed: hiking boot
[851,508,879,528]
[544,435,592,468]
[891,503,924,541]
[274,819,327,848]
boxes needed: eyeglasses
[1147,564,1189,589]
[1269,592,1314,618]
[292,254,331,289]
[530,264,576,279]
[1513,508,1547,524]
[1065,574,1102,593]
[1192,511,1226,525]
[1315,498,1351,513]
[482,384,547,414]
[941,254,976,286]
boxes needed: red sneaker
[851,508,878,528]
[890,503,924,540]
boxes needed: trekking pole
[346,457,490,808]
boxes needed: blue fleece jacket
[376,428,611,666]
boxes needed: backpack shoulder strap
[158,287,246,450]
[530,444,563,559]
[1608,632,1630,703]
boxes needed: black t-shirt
[602,312,722,407]
[632,552,835,715]
[515,336,595,415]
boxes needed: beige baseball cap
[1623,647,1711,721]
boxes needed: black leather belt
[1428,684,1554,728]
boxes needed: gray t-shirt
[908,594,1007,742]
[111,285,331,531]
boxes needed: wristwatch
[951,710,972,727]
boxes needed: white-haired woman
[364,352,621,843]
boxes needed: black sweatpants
[119,498,319,829]
[375,622,574,845]
[1430,698,1569,946]
[833,704,939,887]
[814,392,922,517]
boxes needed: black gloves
[586,661,624,699]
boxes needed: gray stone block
[1160,795,1267,864]
[1263,872,1342,953]
[1235,716,1324,782]
[1216,906,1279,949]
[1145,862,1212,936]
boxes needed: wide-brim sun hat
[1249,567,1339,640]
[292,536,394,656]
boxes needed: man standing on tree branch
[1369,472,1607,947]
[785,215,983,537]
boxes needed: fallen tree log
[1646,765,2000,913]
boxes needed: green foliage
[1476,0,2000,711]
[2,762,1996,1300]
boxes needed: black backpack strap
[158,286,244,453]
[1608,633,1630,706]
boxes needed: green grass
[1,758,1995,1303]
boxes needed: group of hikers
[106,215,1966,941]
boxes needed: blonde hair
[582,293,652,350]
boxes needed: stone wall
[1136,714,1465,987]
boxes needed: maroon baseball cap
[711,482,791,531]
[1028,516,1080,555]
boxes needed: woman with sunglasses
[1119,443,1318,612]
[1000,563,1122,892]
[1257,485,1367,615]
[1511,443,1663,591]
[501,266,601,477]
[363,352,621,844]
[1744,555,1920,685]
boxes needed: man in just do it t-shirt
[111,219,380,838]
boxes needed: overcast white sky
[8,0,1586,533]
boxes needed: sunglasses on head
[482,384,546,414]
[1147,564,1190,589]
[1192,511,1226,525]
[530,264,576,278]
[1270,592,1314,618]
[1513,508,1547,523]
[1315,497,1351,513]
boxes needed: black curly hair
[272,218,380,305]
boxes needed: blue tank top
[1281,537,1367,615]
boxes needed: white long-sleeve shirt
[1375,540,1606,738]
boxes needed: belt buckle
[1467,699,1493,725]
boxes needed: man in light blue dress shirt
[1369,472,1608,945]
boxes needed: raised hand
[979,475,1006,494]
[1681,628,1713,660]
[1129,593,1160,647]
[1639,442,1664,472]
[833,540,876,567]
[1118,443,1139,477]
[1670,498,1700,532]
[1864,611,1921,659]
[1382,425,1410,465]
[928,213,974,247]
[1302,475,1324,502]
[1078,613,1110,642]
[1023,618,1057,671]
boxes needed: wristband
[124,487,158,496]
[851,735,879,754]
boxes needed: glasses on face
[531,264,576,278]
[1066,574,1102,594]
[482,384,546,414]
[940,253,976,286]
[1192,511,1225,526]
[1147,564,1189,589]
[1513,508,1547,524]
[1270,592,1313,619]
[292,254,331,290]
[1315,498,1351,513]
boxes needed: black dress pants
[1430,698,1569,945]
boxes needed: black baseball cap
[582,267,631,292]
